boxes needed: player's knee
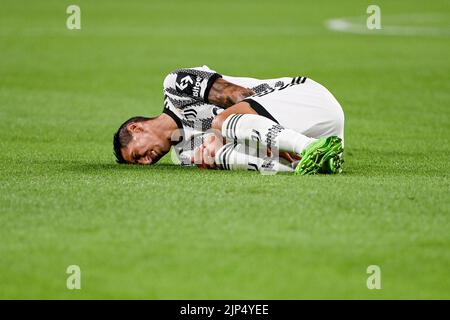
[330,107,345,136]
[335,108,345,130]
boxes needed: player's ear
[127,122,144,133]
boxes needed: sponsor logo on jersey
[192,76,202,98]
[175,75,194,91]
[176,73,202,98]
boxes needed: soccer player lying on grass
[113,66,344,175]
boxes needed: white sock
[221,114,315,154]
[215,142,294,173]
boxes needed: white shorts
[243,77,345,141]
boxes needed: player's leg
[266,78,344,174]
[217,78,345,174]
[214,141,295,173]
[250,78,345,141]
[211,102,343,174]
[192,131,295,173]
[211,102,316,156]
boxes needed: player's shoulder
[165,65,214,75]
[163,65,220,93]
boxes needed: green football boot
[294,136,344,175]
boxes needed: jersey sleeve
[163,65,222,104]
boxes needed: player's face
[121,130,168,165]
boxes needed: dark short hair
[113,116,151,163]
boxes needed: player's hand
[191,133,223,169]
[280,151,301,163]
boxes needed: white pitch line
[325,17,450,37]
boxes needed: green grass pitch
[0,0,449,299]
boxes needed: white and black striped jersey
[162,66,224,165]
[162,65,307,165]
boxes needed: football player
[113,66,344,174]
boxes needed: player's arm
[163,66,254,108]
[207,78,255,108]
